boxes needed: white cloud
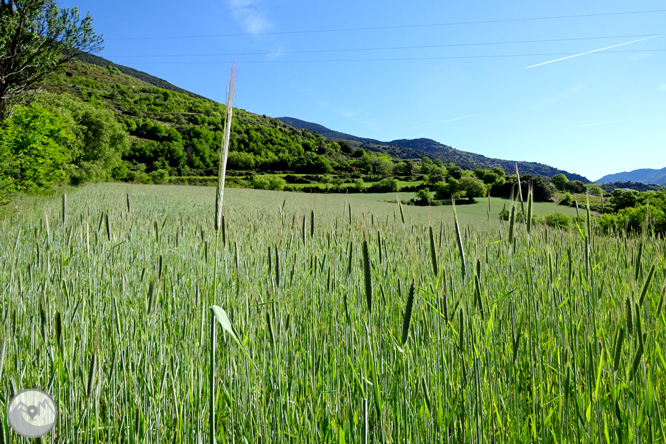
[226,0,272,34]
[339,108,360,118]
[659,83,666,91]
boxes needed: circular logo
[7,389,57,438]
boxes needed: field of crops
[1,183,665,443]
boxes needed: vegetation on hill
[278,117,589,182]
[0,52,574,205]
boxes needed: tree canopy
[0,0,103,119]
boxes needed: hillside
[596,166,666,186]
[278,117,589,182]
[33,53,582,198]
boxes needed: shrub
[564,180,586,194]
[544,212,570,231]
[368,178,399,193]
[412,189,434,206]
[149,169,169,184]
[560,193,573,206]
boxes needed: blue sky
[58,0,666,181]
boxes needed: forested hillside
[278,117,589,182]
[2,51,586,204]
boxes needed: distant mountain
[596,167,666,186]
[277,117,589,182]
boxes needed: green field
[1,183,664,442]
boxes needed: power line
[124,49,666,65]
[105,34,662,59]
[106,9,666,41]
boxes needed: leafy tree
[458,175,487,198]
[34,92,128,183]
[434,179,459,199]
[0,104,71,203]
[552,173,568,191]
[353,178,365,192]
[149,168,169,184]
[413,189,433,206]
[564,180,586,194]
[0,0,103,119]
[588,186,602,196]
[447,164,464,180]
[610,189,639,211]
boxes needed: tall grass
[0,182,664,443]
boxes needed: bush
[126,170,152,184]
[412,189,434,206]
[252,175,286,191]
[560,193,573,206]
[149,169,169,184]
[368,178,399,193]
[564,180,586,194]
[544,212,570,231]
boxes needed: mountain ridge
[596,167,666,186]
[277,117,589,182]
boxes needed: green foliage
[251,175,286,191]
[0,104,71,203]
[610,189,639,211]
[34,92,129,184]
[552,173,568,191]
[544,212,570,231]
[149,168,169,184]
[564,179,586,194]
[368,178,399,193]
[458,175,487,198]
[3,183,660,441]
[434,179,456,199]
[0,0,103,119]
[596,189,666,235]
[412,189,434,206]
[559,192,574,206]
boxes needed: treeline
[597,189,666,235]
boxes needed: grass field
[1,182,664,443]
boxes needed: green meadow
[1,183,664,443]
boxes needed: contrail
[525,34,662,68]
[412,114,479,128]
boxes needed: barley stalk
[215,63,237,233]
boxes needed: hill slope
[277,117,589,182]
[596,167,666,186]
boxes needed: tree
[413,189,433,206]
[552,173,569,191]
[0,0,103,119]
[34,92,128,183]
[458,175,487,198]
[564,180,586,194]
[0,103,71,203]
